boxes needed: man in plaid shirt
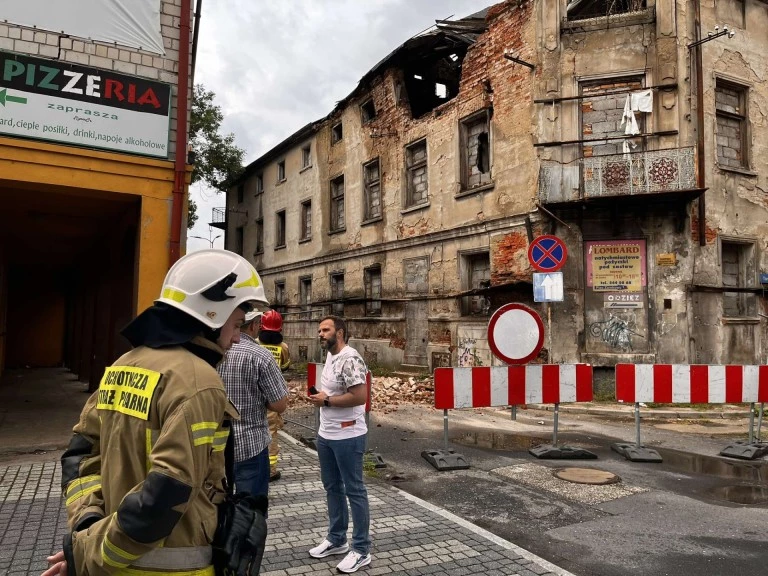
[218,311,289,498]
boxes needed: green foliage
[187,84,245,229]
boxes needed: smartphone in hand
[308,386,318,395]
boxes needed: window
[300,200,312,241]
[234,226,244,256]
[567,0,646,20]
[461,252,491,316]
[255,173,264,195]
[236,184,244,204]
[275,210,286,248]
[716,80,749,170]
[330,273,344,316]
[301,144,312,169]
[330,175,345,232]
[255,218,264,254]
[274,281,286,314]
[460,110,492,190]
[580,77,644,157]
[721,240,756,317]
[299,276,312,319]
[364,266,382,316]
[363,158,382,221]
[361,98,376,123]
[331,122,343,144]
[405,139,428,208]
[277,160,286,183]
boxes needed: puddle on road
[657,447,767,483]
[455,431,550,450]
[708,485,768,505]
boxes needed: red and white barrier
[433,365,593,410]
[616,364,768,404]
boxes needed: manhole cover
[709,485,768,505]
[553,467,620,485]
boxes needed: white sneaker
[336,550,372,573]
[309,538,349,558]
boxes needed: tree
[187,84,245,229]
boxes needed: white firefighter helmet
[244,310,263,325]
[157,249,269,329]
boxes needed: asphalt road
[283,403,768,576]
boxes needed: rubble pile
[284,375,434,412]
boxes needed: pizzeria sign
[0,51,171,158]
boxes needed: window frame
[720,237,757,319]
[330,174,346,233]
[299,276,312,320]
[236,184,244,204]
[234,225,244,256]
[459,109,493,193]
[301,144,312,170]
[300,199,312,242]
[404,138,429,209]
[459,250,491,317]
[277,160,286,183]
[363,157,382,222]
[274,280,286,315]
[275,209,286,249]
[715,78,750,172]
[255,173,264,195]
[254,217,264,255]
[360,98,376,124]
[330,272,345,317]
[331,122,343,145]
[364,265,382,316]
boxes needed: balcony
[538,147,700,206]
[209,207,226,230]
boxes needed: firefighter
[43,249,269,576]
[257,310,291,482]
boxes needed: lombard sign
[0,51,170,158]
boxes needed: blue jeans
[234,447,270,498]
[317,434,370,555]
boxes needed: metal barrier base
[529,444,597,459]
[299,435,317,451]
[365,452,387,468]
[719,441,768,461]
[611,442,662,463]
[421,449,470,471]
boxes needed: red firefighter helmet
[260,310,283,332]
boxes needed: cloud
[187,0,492,252]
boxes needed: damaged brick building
[218,0,768,372]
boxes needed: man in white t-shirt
[307,315,371,574]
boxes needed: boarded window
[580,77,644,157]
[716,80,749,170]
[300,277,312,320]
[300,200,312,241]
[405,139,428,208]
[722,240,755,317]
[365,266,382,316]
[363,158,381,221]
[330,175,345,231]
[330,273,344,316]
[460,110,492,190]
[275,210,286,248]
[461,252,491,316]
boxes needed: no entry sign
[487,303,544,365]
[528,235,567,272]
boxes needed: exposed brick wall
[0,0,191,158]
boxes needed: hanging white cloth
[631,89,653,112]
[621,95,640,136]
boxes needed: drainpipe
[170,0,193,264]
[693,0,706,247]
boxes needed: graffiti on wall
[458,337,483,367]
[589,314,644,352]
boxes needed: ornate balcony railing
[538,147,697,204]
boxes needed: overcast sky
[187,0,493,252]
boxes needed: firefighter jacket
[257,339,291,371]
[60,335,238,575]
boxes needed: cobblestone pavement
[0,434,574,576]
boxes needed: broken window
[277,160,286,182]
[361,98,376,123]
[255,217,264,254]
[234,226,244,256]
[460,109,492,190]
[330,272,344,316]
[721,239,756,317]
[275,210,286,248]
[330,175,345,231]
[567,0,647,20]
[255,173,264,195]
[363,158,382,221]
[300,200,312,241]
[365,265,382,316]
[580,77,644,157]
[301,144,312,169]
[716,80,749,170]
[405,139,428,208]
[299,276,312,319]
[460,252,491,316]
[274,280,286,315]
[331,122,343,145]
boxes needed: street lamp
[189,233,222,248]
